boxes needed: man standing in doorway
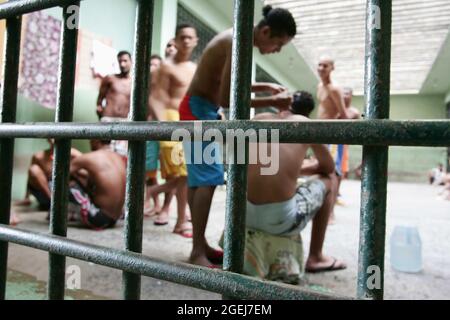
[96,51,133,157]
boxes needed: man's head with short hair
[165,39,177,59]
[174,23,198,56]
[343,87,353,108]
[317,55,335,81]
[90,139,111,151]
[290,91,315,118]
[117,51,132,75]
[254,5,296,55]
[150,54,162,72]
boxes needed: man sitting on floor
[15,138,82,211]
[67,140,126,230]
[246,91,346,276]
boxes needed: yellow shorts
[160,144,187,179]
[161,109,180,148]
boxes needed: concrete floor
[5,181,450,300]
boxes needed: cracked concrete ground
[5,180,450,300]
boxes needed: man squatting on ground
[67,140,127,230]
[179,5,297,267]
[247,91,347,273]
[12,139,82,225]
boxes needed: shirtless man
[147,24,199,236]
[96,51,133,156]
[247,107,346,273]
[15,139,82,211]
[180,5,296,267]
[317,57,354,223]
[144,54,164,216]
[317,56,352,121]
[68,140,126,230]
[341,87,361,180]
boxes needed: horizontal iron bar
[0,0,82,20]
[0,120,448,146]
[0,225,346,300]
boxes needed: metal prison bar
[0,0,448,301]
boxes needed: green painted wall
[45,0,137,52]
[346,94,447,183]
[12,0,137,200]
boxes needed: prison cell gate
[0,0,449,301]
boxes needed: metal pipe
[122,0,154,301]
[223,0,254,281]
[0,121,448,147]
[357,0,392,300]
[0,15,22,301]
[0,0,81,20]
[48,3,80,300]
[0,225,348,300]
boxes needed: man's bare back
[247,112,310,204]
[70,149,126,220]
[97,75,132,118]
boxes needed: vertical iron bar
[48,2,80,300]
[122,0,153,300]
[0,15,22,300]
[223,0,254,279]
[446,100,450,172]
[358,0,392,300]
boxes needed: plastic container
[390,226,423,273]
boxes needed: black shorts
[68,182,117,230]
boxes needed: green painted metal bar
[122,0,153,301]
[48,2,80,300]
[357,0,392,300]
[0,225,348,300]
[223,0,254,281]
[0,120,448,146]
[0,15,22,301]
[0,0,82,20]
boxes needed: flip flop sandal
[305,258,347,274]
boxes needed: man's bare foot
[328,213,336,226]
[306,256,346,273]
[173,221,193,238]
[9,213,20,226]
[154,211,169,226]
[144,204,161,218]
[189,254,220,269]
[14,199,32,207]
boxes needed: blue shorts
[179,95,225,188]
[183,141,225,187]
[328,144,345,177]
[145,141,160,171]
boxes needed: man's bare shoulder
[158,61,173,75]
[283,114,309,122]
[206,29,233,52]
[252,112,278,121]
[329,85,343,95]
[102,75,114,84]
[31,151,46,162]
